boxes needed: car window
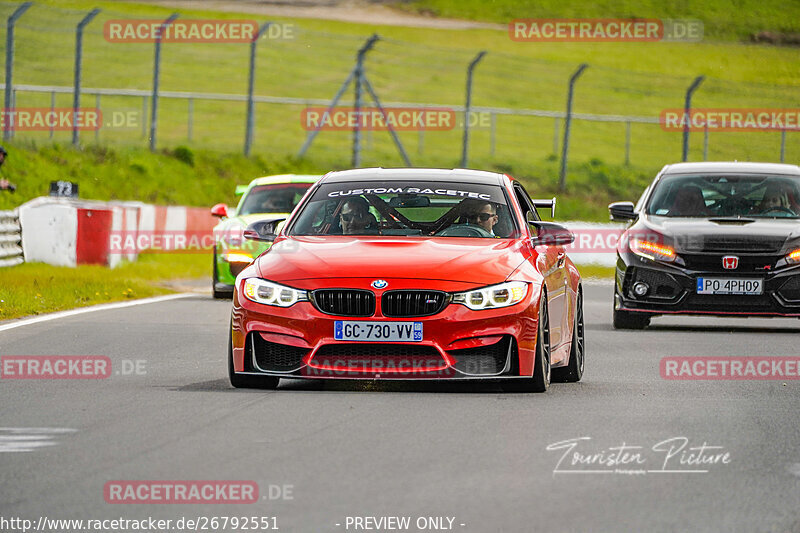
[289,181,518,238]
[646,174,800,218]
[238,183,313,216]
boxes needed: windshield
[288,181,517,238]
[238,183,313,216]
[646,174,800,218]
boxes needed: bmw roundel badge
[371,279,388,289]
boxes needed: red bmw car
[228,168,584,392]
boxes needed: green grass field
[0,253,209,320]
[1,1,797,171]
[0,0,797,220]
[401,0,800,42]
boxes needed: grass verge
[0,253,210,321]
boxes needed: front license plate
[696,278,763,295]
[334,321,423,342]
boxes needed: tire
[212,246,231,299]
[612,306,650,330]
[553,287,584,383]
[228,326,280,390]
[502,290,551,393]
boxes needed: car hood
[256,236,528,285]
[640,215,800,253]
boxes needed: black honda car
[609,162,800,329]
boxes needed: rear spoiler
[532,197,556,218]
[235,185,248,196]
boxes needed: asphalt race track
[1,284,799,533]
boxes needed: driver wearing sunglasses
[464,200,499,236]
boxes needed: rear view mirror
[210,203,228,218]
[530,221,574,246]
[609,201,637,221]
[389,195,430,208]
[243,218,286,242]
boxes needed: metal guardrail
[0,209,23,267]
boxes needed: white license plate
[334,321,423,342]
[696,278,763,295]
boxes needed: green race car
[211,174,320,298]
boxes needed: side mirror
[242,218,286,242]
[530,221,574,246]
[609,201,637,221]
[211,203,228,218]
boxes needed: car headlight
[630,237,676,263]
[223,252,253,264]
[242,278,308,307]
[452,281,528,310]
[786,248,800,265]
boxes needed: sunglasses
[468,212,496,222]
[340,213,361,222]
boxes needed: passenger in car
[463,199,500,236]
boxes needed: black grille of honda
[683,236,785,253]
[682,254,777,273]
[381,290,449,317]
[448,336,512,375]
[250,333,308,372]
[312,289,375,316]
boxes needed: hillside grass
[399,0,800,42]
[0,0,795,174]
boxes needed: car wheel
[612,306,650,330]
[228,326,280,390]
[552,287,584,383]
[502,290,551,393]
[212,246,229,299]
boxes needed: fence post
[558,63,588,192]
[703,124,709,161]
[460,50,487,168]
[244,22,272,156]
[352,33,379,168]
[73,7,101,147]
[624,121,631,165]
[681,75,704,162]
[4,2,33,141]
[780,130,786,163]
[149,13,179,152]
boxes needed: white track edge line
[0,293,196,333]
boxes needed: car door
[513,184,569,354]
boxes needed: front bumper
[230,279,542,380]
[615,253,800,318]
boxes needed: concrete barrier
[17,197,217,268]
